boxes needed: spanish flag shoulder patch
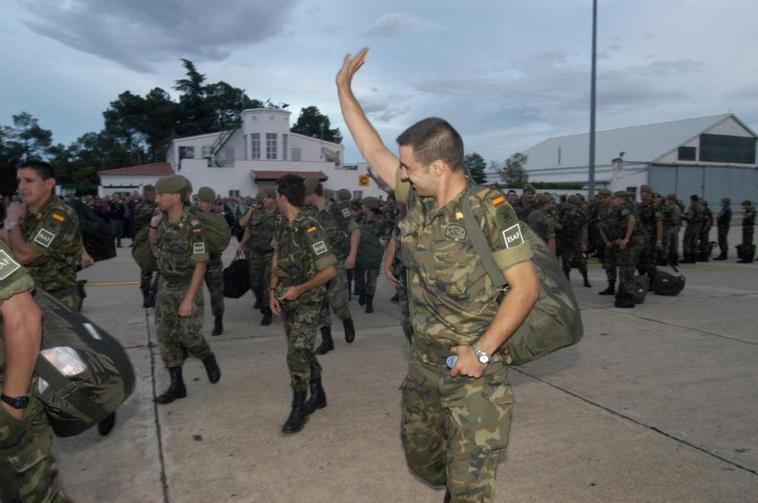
[306,225,317,233]
[492,194,506,207]
[51,212,65,222]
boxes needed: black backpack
[69,199,116,262]
[654,269,686,296]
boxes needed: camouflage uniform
[557,206,589,279]
[661,201,682,265]
[355,210,388,302]
[682,202,704,262]
[193,207,226,319]
[20,195,82,310]
[527,208,555,245]
[395,175,533,502]
[272,212,337,392]
[133,198,158,294]
[698,203,714,260]
[741,203,755,262]
[154,208,212,368]
[391,224,413,342]
[602,202,643,299]
[715,203,731,259]
[637,200,662,282]
[0,238,69,502]
[514,198,538,221]
[247,209,279,317]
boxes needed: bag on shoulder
[462,186,583,366]
[0,289,136,437]
[653,269,685,296]
[131,226,156,272]
[69,199,116,262]
[223,254,250,298]
[191,207,231,255]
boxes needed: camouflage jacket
[328,201,359,259]
[247,208,280,253]
[272,211,337,305]
[154,208,208,278]
[133,199,157,232]
[716,207,732,228]
[744,206,756,227]
[684,203,704,227]
[20,195,82,295]
[558,209,586,241]
[527,208,556,243]
[357,210,388,267]
[637,201,662,239]
[395,177,533,355]
[514,198,539,221]
[662,203,682,229]
[603,203,642,242]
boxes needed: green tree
[174,59,214,135]
[501,152,529,188]
[463,152,488,184]
[0,113,55,195]
[290,106,342,143]
[205,82,263,131]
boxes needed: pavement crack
[145,308,171,503]
[512,367,758,477]
[631,315,757,346]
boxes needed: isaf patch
[0,249,22,280]
[312,240,328,256]
[502,223,524,248]
[444,223,467,241]
[341,208,352,218]
[193,242,206,254]
[34,228,56,248]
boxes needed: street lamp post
[588,0,597,198]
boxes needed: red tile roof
[251,170,328,181]
[98,162,174,177]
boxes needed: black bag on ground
[0,289,136,437]
[653,269,685,296]
[223,255,250,298]
[462,186,584,366]
[69,199,117,262]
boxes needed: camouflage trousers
[683,224,700,259]
[354,264,380,298]
[397,268,413,343]
[281,296,322,392]
[205,254,224,317]
[743,225,754,249]
[559,242,588,275]
[250,251,273,313]
[0,396,70,502]
[155,276,211,368]
[638,237,659,280]
[47,286,80,312]
[717,225,729,257]
[604,242,641,297]
[319,260,351,327]
[401,357,513,503]
[140,268,154,293]
[662,227,680,264]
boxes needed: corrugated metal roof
[524,114,735,170]
[98,162,174,176]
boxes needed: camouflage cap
[303,176,322,195]
[197,186,216,203]
[523,183,536,193]
[155,175,191,195]
[337,188,352,201]
[613,190,630,198]
[362,196,380,210]
[743,199,752,206]
[260,186,276,199]
[639,184,653,194]
[721,197,731,204]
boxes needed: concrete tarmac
[56,242,758,503]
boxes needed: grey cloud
[19,0,298,72]
[358,90,412,122]
[363,13,443,37]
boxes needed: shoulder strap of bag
[461,185,507,289]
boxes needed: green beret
[337,189,352,201]
[721,197,731,204]
[597,189,612,197]
[640,185,653,194]
[743,200,752,206]
[362,196,379,210]
[155,175,190,195]
[143,184,156,195]
[613,190,630,198]
[523,184,536,193]
[537,193,553,206]
[197,186,215,203]
[303,177,321,195]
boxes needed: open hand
[336,47,369,91]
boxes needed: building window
[244,135,248,160]
[228,190,240,198]
[179,146,194,159]
[678,146,696,161]
[224,147,235,166]
[291,147,301,162]
[700,134,756,164]
[251,133,260,160]
[266,133,278,160]
[283,134,288,161]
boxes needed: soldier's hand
[150,213,163,228]
[345,254,356,270]
[235,243,244,254]
[178,298,193,317]
[279,286,301,302]
[449,345,486,379]
[384,266,399,286]
[618,238,629,250]
[270,292,282,315]
[6,202,26,220]
[336,47,369,92]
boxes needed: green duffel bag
[190,207,231,255]
[462,186,584,366]
[0,289,136,437]
[131,225,156,272]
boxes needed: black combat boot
[365,295,374,313]
[155,367,187,404]
[343,318,356,344]
[581,269,592,288]
[614,295,636,308]
[143,288,156,308]
[315,326,334,355]
[304,378,327,414]
[261,308,272,326]
[97,412,116,436]
[211,315,223,336]
[358,291,366,305]
[598,281,615,295]
[202,353,221,384]
[281,391,309,434]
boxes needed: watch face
[478,354,489,364]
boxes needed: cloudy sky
[2,0,757,165]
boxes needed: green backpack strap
[461,185,506,289]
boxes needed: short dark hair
[506,189,517,195]
[690,194,699,202]
[396,117,464,171]
[277,174,305,208]
[19,160,56,180]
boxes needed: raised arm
[336,48,399,188]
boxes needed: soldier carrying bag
[190,207,232,255]
[462,186,584,366]
[0,289,136,437]
[223,253,250,298]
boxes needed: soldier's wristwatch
[1,394,30,410]
[471,343,490,365]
